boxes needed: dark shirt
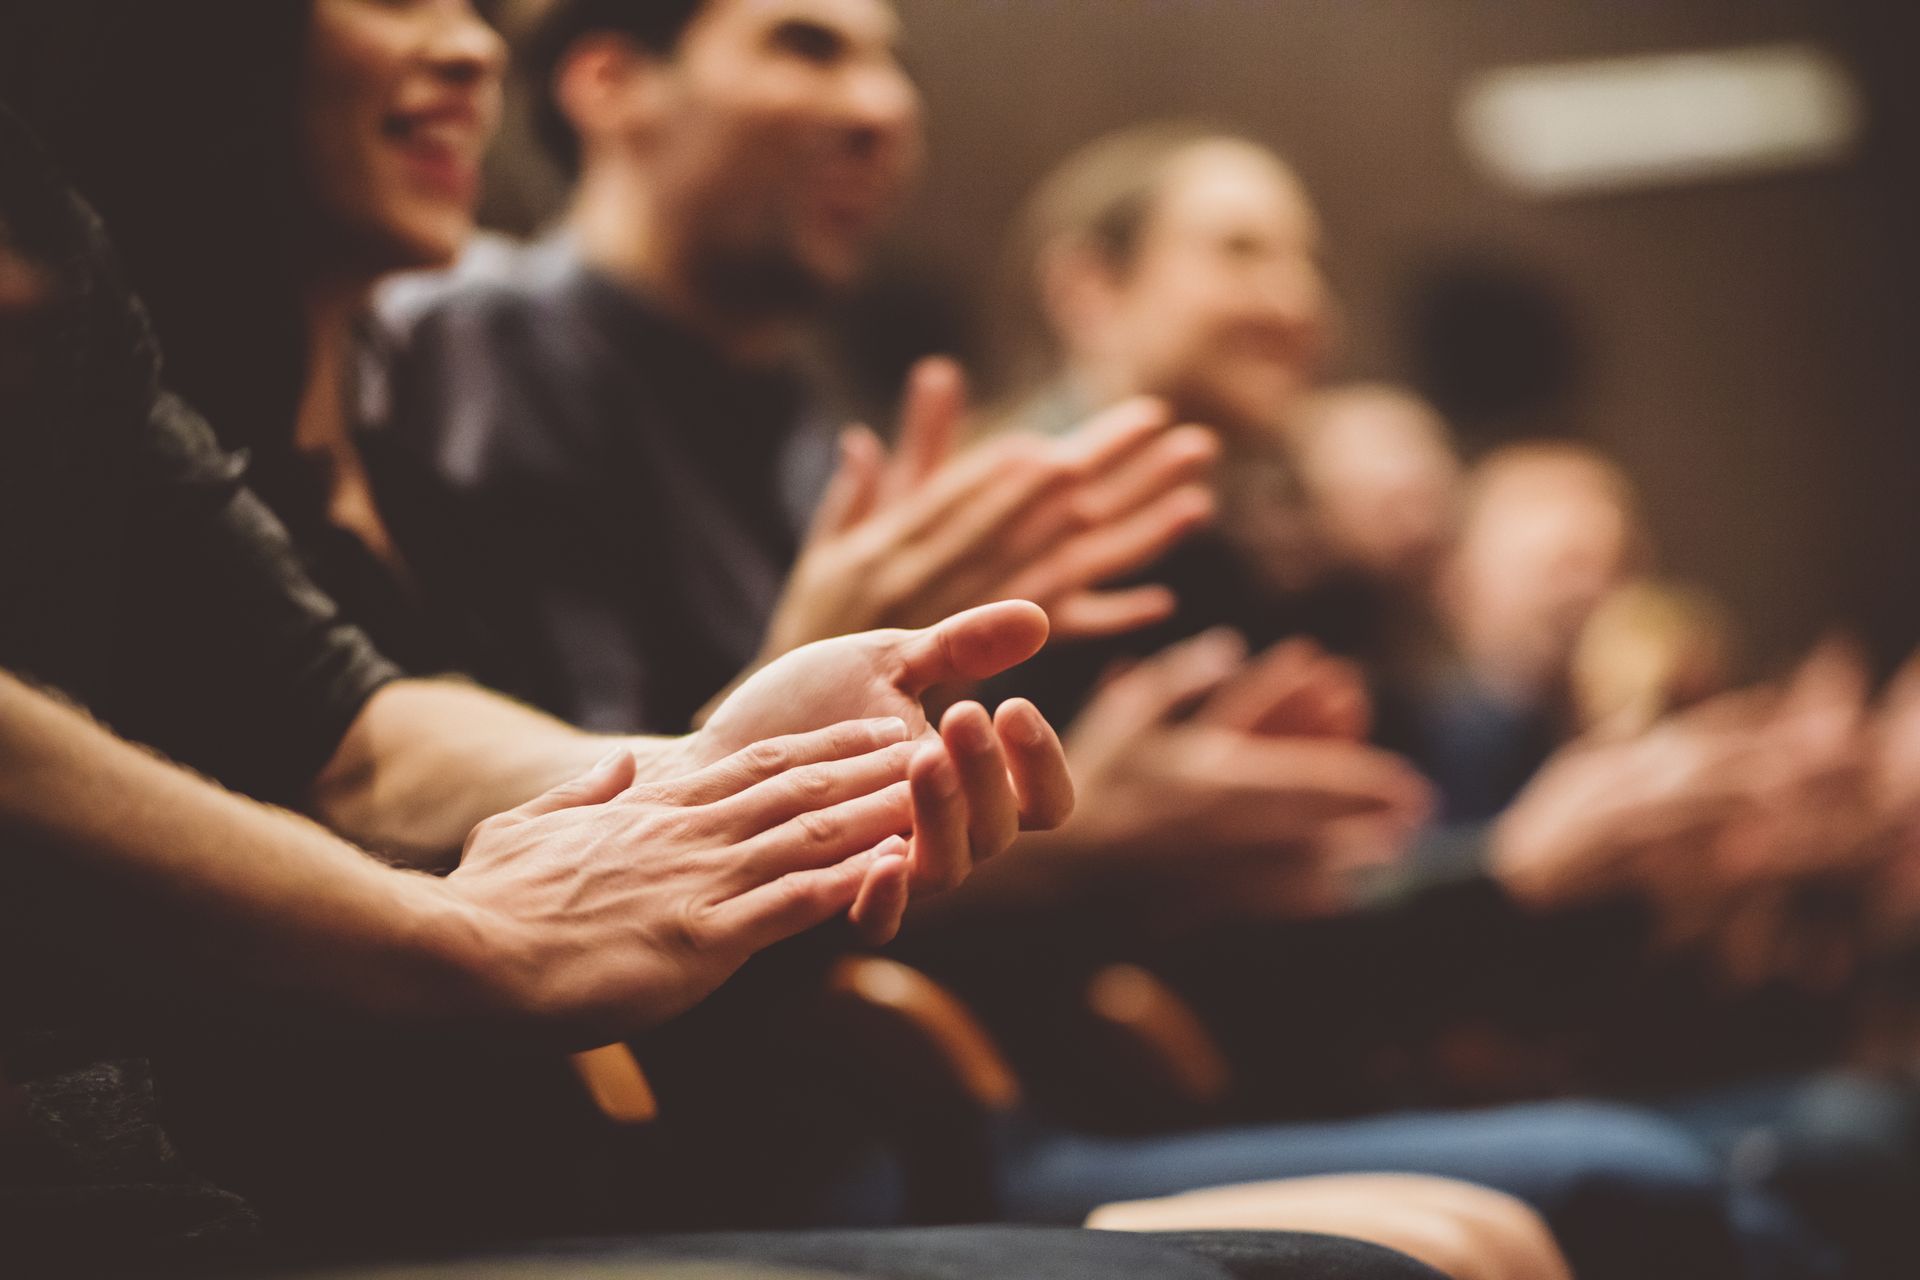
[373,238,833,733]
[0,108,397,1268]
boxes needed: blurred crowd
[3,2,1917,1279]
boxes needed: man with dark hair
[377,0,1216,736]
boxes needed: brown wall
[858,0,1919,670]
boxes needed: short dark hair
[524,0,706,176]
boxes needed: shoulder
[365,237,602,487]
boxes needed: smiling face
[1095,141,1332,437]
[302,0,506,278]
[633,0,923,310]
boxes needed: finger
[995,697,1076,829]
[882,356,968,503]
[929,427,1211,615]
[999,484,1214,612]
[1231,648,1370,740]
[1050,396,1176,475]
[942,701,1020,861]
[1045,585,1179,642]
[809,425,887,537]
[664,717,910,807]
[736,779,915,886]
[508,746,640,820]
[1181,735,1435,839]
[1067,629,1248,746]
[709,739,917,835]
[1195,638,1358,738]
[885,431,1069,552]
[847,839,913,945]
[885,438,1078,583]
[906,738,971,891]
[717,845,890,955]
[1054,423,1217,531]
[893,600,1051,694]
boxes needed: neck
[567,161,802,367]
[295,278,371,458]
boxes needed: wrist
[392,872,539,1028]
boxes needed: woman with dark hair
[3,0,505,680]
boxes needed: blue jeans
[992,1099,1822,1280]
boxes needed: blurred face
[1451,463,1638,675]
[303,0,505,277]
[642,0,923,309]
[1101,143,1331,436]
[1299,397,1462,586]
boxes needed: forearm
[309,678,691,868]
[0,671,496,1022]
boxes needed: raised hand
[754,357,1217,662]
[441,718,925,1042]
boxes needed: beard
[689,234,841,326]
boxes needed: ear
[553,32,672,154]
[1038,238,1127,359]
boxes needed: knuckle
[663,899,708,956]
[795,809,840,848]
[789,763,835,806]
[739,738,789,777]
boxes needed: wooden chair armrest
[567,1044,658,1126]
[1083,963,1233,1115]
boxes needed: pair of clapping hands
[1491,639,1920,988]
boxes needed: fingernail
[596,746,629,770]
[1004,702,1049,747]
[876,716,910,742]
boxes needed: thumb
[512,745,640,820]
[893,599,1051,694]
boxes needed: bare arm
[0,669,484,1020]
[0,667,924,1042]
[308,677,692,870]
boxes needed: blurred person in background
[1405,443,1650,822]
[1287,385,1463,601]
[1286,383,1464,735]
[972,113,1920,1279]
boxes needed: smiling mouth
[381,111,481,199]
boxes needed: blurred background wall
[488,0,1919,672]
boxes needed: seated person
[1411,444,1650,821]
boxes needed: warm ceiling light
[1458,42,1865,198]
